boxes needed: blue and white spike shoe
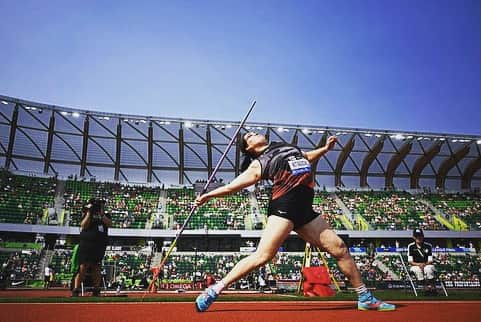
[195,286,219,312]
[358,291,396,311]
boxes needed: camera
[83,198,106,214]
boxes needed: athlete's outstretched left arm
[195,160,262,207]
[303,136,337,163]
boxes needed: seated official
[408,228,436,292]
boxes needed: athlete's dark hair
[240,133,255,172]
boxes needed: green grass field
[1,290,480,303]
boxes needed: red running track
[1,301,481,322]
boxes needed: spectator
[44,266,52,289]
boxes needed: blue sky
[1,0,480,135]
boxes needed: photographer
[72,198,112,297]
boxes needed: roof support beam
[312,134,327,187]
[360,137,384,187]
[206,125,213,177]
[178,127,185,184]
[4,104,19,170]
[461,156,481,189]
[43,110,56,174]
[335,134,355,187]
[147,121,153,183]
[80,115,90,177]
[114,119,122,181]
[436,145,470,189]
[410,141,443,189]
[385,141,412,188]
[291,130,298,146]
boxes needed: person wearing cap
[408,228,436,293]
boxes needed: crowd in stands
[1,244,480,291]
[272,252,304,280]
[163,251,392,287]
[166,188,250,230]
[339,191,445,230]
[426,193,481,230]
[3,248,153,289]
[355,254,390,282]
[371,251,481,284]
[162,252,274,291]
[375,254,406,280]
[49,249,73,284]
[0,250,41,282]
[103,251,152,289]
[64,180,160,229]
[3,170,481,294]
[254,186,271,218]
[164,253,246,281]
[1,170,481,233]
[168,250,481,287]
[0,170,56,224]
[434,253,481,282]
[312,191,344,229]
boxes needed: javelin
[146,100,256,294]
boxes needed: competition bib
[288,157,311,176]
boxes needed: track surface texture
[2,301,481,322]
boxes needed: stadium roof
[1,94,480,190]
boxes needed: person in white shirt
[44,266,52,289]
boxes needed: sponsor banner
[105,246,125,251]
[432,247,473,253]
[240,247,256,253]
[276,280,299,291]
[158,281,204,290]
[376,247,474,253]
[276,279,347,292]
[349,247,366,253]
[377,281,410,289]
[378,280,480,289]
[443,280,480,288]
[376,247,406,252]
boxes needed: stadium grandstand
[1,94,480,294]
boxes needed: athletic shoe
[357,292,396,311]
[195,287,218,312]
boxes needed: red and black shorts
[267,185,319,229]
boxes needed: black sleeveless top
[256,142,314,200]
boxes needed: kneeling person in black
[72,198,111,297]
